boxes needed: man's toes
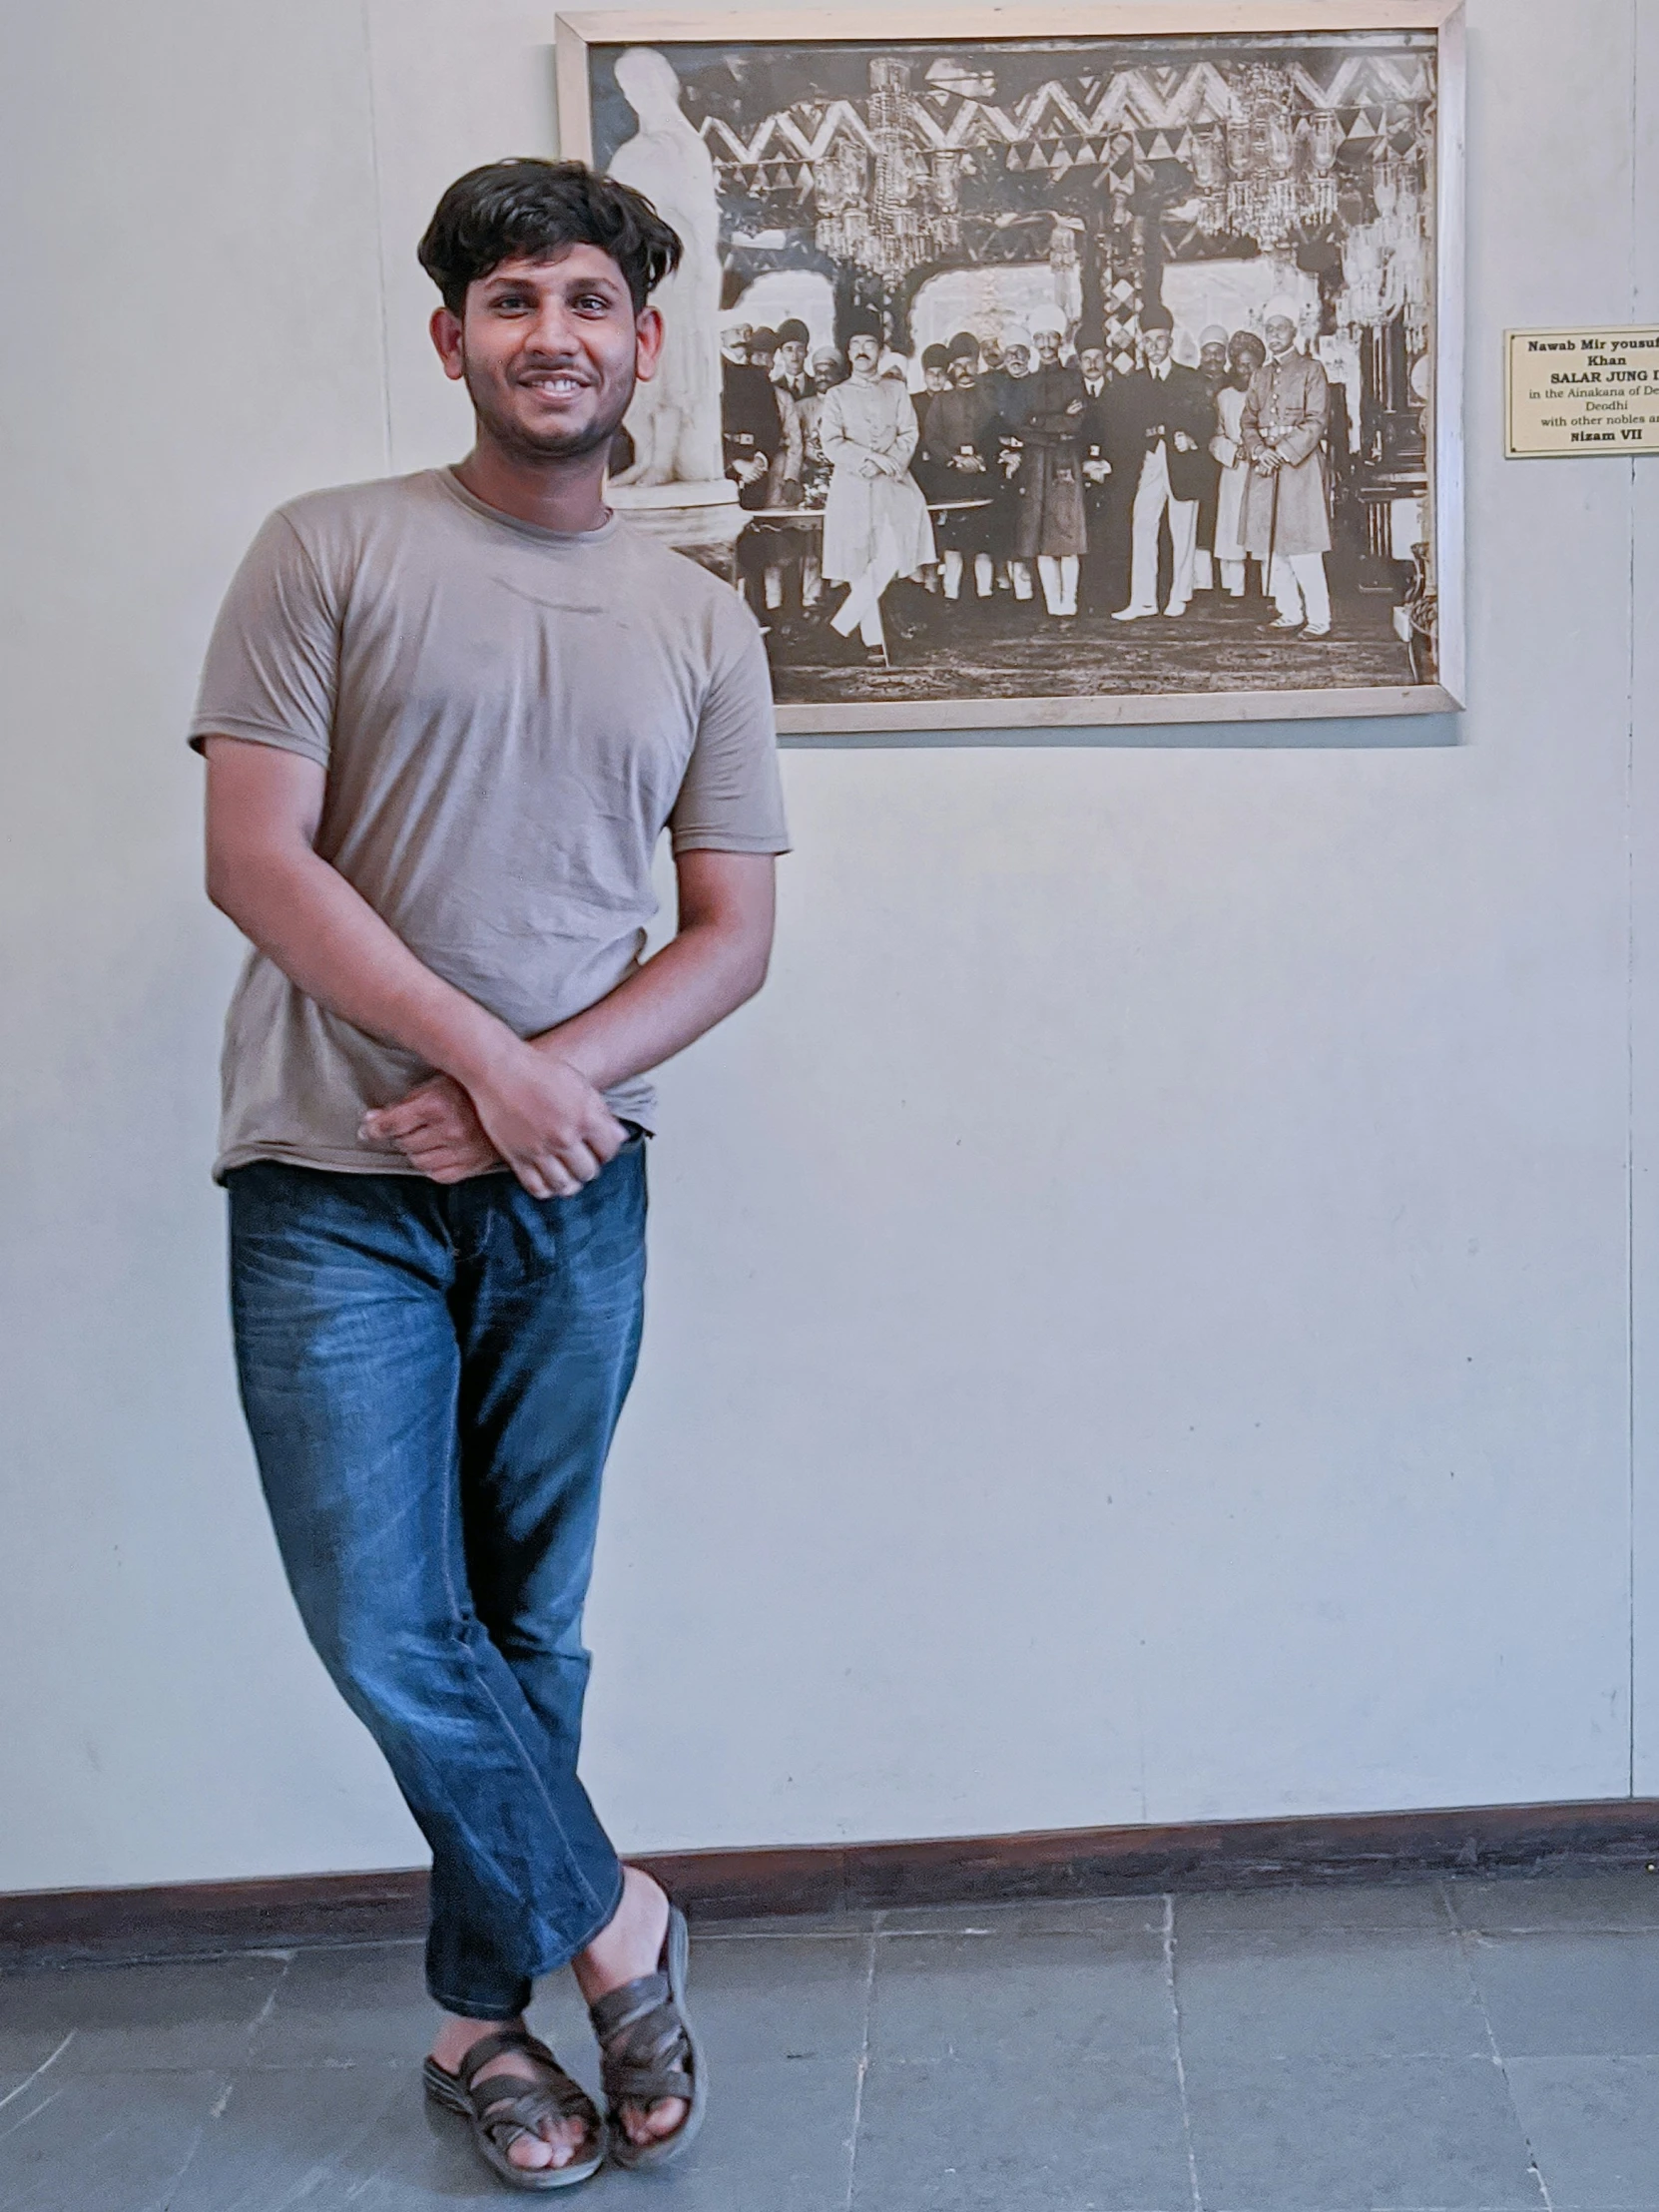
[624,2095,687,2145]
[507,2118,587,2171]
[507,2131,557,2170]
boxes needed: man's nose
[527,300,584,353]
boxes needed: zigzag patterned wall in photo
[576,23,1450,729]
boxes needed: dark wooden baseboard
[8,1798,1659,1968]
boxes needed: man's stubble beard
[463,351,635,464]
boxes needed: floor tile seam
[842,1916,879,2211]
[1457,1925,1659,1939]
[1179,2045,1527,2065]
[699,1928,873,1940]
[1161,1894,1207,2212]
[1449,1920,1556,2212]
[0,1938,404,1974]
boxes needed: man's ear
[634,305,665,385]
[430,304,466,383]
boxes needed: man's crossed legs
[230,1144,686,2175]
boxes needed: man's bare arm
[550,849,775,1090]
[363,850,777,1184]
[203,737,628,1199]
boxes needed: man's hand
[1173,430,1198,453]
[359,1074,501,1185]
[365,1045,626,1200]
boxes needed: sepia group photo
[560,7,1461,734]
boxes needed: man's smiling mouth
[520,372,590,398]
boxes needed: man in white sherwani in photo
[1240,297,1334,638]
[817,320,935,660]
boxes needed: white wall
[1,0,1654,1893]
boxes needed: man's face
[1265,315,1298,357]
[981,338,1004,370]
[1081,347,1107,383]
[431,246,660,465]
[847,333,881,377]
[1231,337,1266,382]
[749,341,776,375]
[1143,328,1173,369]
[720,324,750,364]
[1200,342,1228,381]
[924,362,949,393]
[1004,343,1030,377]
[812,350,844,392]
[949,356,977,388]
[1035,330,1061,365]
[780,338,807,378]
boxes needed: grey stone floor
[2,1872,1658,2209]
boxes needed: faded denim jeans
[227,1140,646,2017]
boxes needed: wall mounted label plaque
[1506,327,1659,458]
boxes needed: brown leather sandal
[587,1904,707,2171]
[423,2024,607,2191]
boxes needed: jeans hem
[531,1857,628,1979]
[425,1858,627,2019]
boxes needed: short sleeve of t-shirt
[188,511,338,767]
[668,601,791,856]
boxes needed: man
[810,344,846,396]
[744,327,803,499]
[987,334,1033,429]
[772,317,812,402]
[915,343,953,443]
[911,344,951,503]
[795,347,845,615]
[919,341,1002,612]
[1211,328,1268,601]
[192,158,788,2186]
[1111,303,1217,623]
[1011,312,1087,619]
[1076,335,1125,616]
[1192,324,1230,593]
[816,318,935,658]
[985,333,1036,602]
[740,326,804,621]
[721,321,783,513]
[1240,297,1334,638]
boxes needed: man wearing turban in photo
[918,333,1005,614]
[1240,296,1334,638]
[1011,309,1088,619]
[1111,302,1218,623]
[1211,329,1269,601]
[914,343,954,466]
[1192,324,1231,594]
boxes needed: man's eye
[574,294,610,313]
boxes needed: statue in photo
[606,47,725,487]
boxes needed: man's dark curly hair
[417,158,683,316]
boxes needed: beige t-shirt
[191,468,789,1179]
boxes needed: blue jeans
[227,1143,647,2017]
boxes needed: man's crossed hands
[360,1044,627,1201]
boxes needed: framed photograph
[556,4,1464,737]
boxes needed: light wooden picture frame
[557,4,1465,738]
